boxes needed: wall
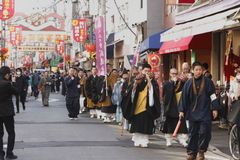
[147,0,165,35]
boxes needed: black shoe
[6,154,17,159]
[16,111,19,114]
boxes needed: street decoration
[72,19,88,43]
[94,16,106,76]
[0,0,15,20]
[148,53,161,72]
[85,43,96,53]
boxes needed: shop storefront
[160,0,240,83]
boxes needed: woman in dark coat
[162,68,188,147]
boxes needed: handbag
[227,100,240,124]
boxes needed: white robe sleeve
[131,90,136,103]
[149,84,154,107]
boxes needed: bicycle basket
[228,100,240,124]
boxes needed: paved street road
[6,93,231,160]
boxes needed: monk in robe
[162,68,188,147]
[101,64,118,123]
[85,67,102,118]
[179,62,220,160]
[121,63,161,147]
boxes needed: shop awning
[159,36,193,54]
[161,8,240,42]
[139,31,163,53]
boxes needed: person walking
[32,71,41,99]
[0,66,18,160]
[121,63,161,148]
[78,69,87,114]
[162,68,188,147]
[179,62,220,160]
[13,68,28,113]
[85,67,102,118]
[65,68,80,120]
[38,71,52,107]
[55,71,61,93]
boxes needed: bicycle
[228,99,240,160]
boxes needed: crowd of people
[0,60,240,160]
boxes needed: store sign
[148,53,161,72]
[10,26,22,46]
[0,0,15,20]
[95,16,106,76]
[17,46,55,52]
[72,19,87,43]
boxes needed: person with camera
[162,68,188,147]
[121,63,161,148]
[64,68,80,120]
[38,71,52,107]
[0,66,18,159]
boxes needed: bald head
[170,68,178,81]
[182,62,190,74]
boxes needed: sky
[15,0,69,16]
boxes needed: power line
[113,0,137,37]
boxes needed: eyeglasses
[170,73,178,75]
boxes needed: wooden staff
[173,118,182,139]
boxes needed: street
[4,93,231,160]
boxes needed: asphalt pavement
[3,93,232,160]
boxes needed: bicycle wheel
[229,124,240,160]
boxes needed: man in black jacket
[13,68,28,113]
[65,68,80,120]
[0,66,18,159]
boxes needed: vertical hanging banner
[10,26,22,46]
[9,26,16,46]
[72,19,80,42]
[15,26,22,45]
[72,19,87,43]
[0,0,15,20]
[55,40,65,56]
[79,19,87,43]
[95,16,106,76]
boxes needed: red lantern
[64,55,70,62]
[1,48,8,55]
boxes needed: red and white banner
[10,26,22,46]
[95,16,106,76]
[0,0,15,20]
[72,19,87,43]
[55,40,65,56]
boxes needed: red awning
[159,36,193,54]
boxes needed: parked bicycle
[228,99,240,160]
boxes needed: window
[111,15,114,23]
[140,0,143,8]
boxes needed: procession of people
[1,59,240,160]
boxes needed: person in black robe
[121,63,161,148]
[13,68,28,113]
[162,68,188,147]
[85,67,102,118]
[179,62,220,160]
